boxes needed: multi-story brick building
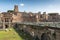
[0,5,60,29]
[48,13,59,22]
[0,12,12,29]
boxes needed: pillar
[36,15,39,22]
[23,25,27,31]
[23,25,26,28]
[9,19,11,28]
[3,20,5,30]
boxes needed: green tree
[7,10,14,12]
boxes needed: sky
[0,0,60,13]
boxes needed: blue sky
[0,0,60,13]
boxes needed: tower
[14,5,19,12]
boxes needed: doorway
[5,25,9,28]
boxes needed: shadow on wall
[13,23,34,40]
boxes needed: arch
[41,33,51,40]
[5,25,9,28]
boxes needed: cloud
[20,3,24,7]
[43,4,60,13]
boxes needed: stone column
[36,15,39,22]
[3,20,5,30]
[23,25,27,31]
[9,19,10,28]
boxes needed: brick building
[48,13,60,22]
[0,5,60,29]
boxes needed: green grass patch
[0,28,23,40]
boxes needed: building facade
[0,5,60,29]
[48,13,59,22]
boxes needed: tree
[7,10,14,13]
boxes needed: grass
[0,28,23,40]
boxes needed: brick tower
[14,5,19,12]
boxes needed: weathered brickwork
[0,5,60,29]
